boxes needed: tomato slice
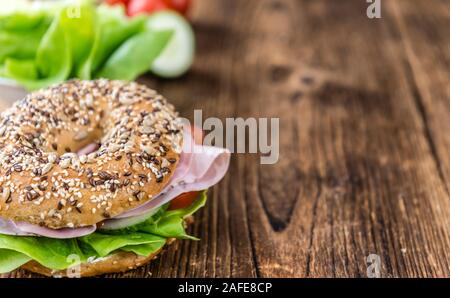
[106,0,130,5]
[168,191,200,210]
[127,0,169,17]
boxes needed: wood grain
[2,0,450,277]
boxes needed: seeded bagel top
[0,79,183,229]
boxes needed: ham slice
[14,222,97,239]
[0,217,96,238]
[77,143,99,156]
[0,218,32,236]
[0,131,230,238]
[113,144,230,219]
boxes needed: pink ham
[0,218,32,236]
[0,130,230,238]
[113,144,230,219]
[77,143,99,156]
[14,222,96,239]
[0,217,96,238]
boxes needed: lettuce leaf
[59,1,96,78]
[0,11,48,31]
[135,192,207,240]
[79,233,166,257]
[0,191,207,273]
[4,58,39,80]
[0,17,50,64]
[121,243,165,257]
[0,249,31,273]
[79,5,146,79]
[7,14,72,90]
[97,29,173,81]
[0,236,86,272]
[0,2,175,89]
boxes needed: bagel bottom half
[20,238,179,278]
[12,203,197,277]
[20,217,195,277]
[21,245,166,277]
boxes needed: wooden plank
[389,0,450,201]
[229,0,450,277]
[2,0,450,278]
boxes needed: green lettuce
[4,59,39,80]
[0,16,50,64]
[0,250,31,273]
[0,11,48,31]
[0,1,174,90]
[97,29,173,81]
[79,233,166,257]
[79,5,147,79]
[121,243,165,257]
[135,194,207,240]
[7,14,72,90]
[0,236,86,271]
[59,3,96,78]
[0,191,207,274]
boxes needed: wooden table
[4,0,450,278]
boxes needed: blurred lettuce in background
[0,0,174,90]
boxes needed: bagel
[21,249,164,277]
[0,80,231,277]
[20,238,180,277]
[0,79,183,229]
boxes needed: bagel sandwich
[0,79,230,277]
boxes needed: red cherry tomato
[162,0,191,15]
[106,0,130,5]
[169,191,199,210]
[127,0,169,16]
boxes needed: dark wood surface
[3,0,450,277]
